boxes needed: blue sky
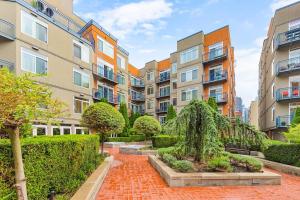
[74,0,299,107]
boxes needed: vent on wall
[36,0,54,18]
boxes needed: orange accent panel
[128,63,141,77]
[158,58,171,72]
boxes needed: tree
[207,97,218,111]
[291,107,300,127]
[119,102,130,136]
[133,116,161,139]
[99,98,108,103]
[129,111,141,127]
[166,105,177,121]
[81,102,125,154]
[0,68,65,200]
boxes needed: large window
[98,37,114,58]
[21,10,48,42]
[181,68,198,82]
[73,69,90,88]
[21,48,47,75]
[117,55,125,69]
[147,100,154,109]
[118,92,126,104]
[97,58,114,80]
[147,71,154,81]
[74,97,89,113]
[117,74,125,85]
[95,85,114,103]
[147,86,154,95]
[208,42,223,60]
[289,19,300,30]
[181,89,198,101]
[159,86,170,96]
[159,101,170,112]
[171,62,177,74]
[73,40,90,63]
[180,46,199,64]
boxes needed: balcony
[276,115,292,128]
[156,108,168,114]
[131,81,145,89]
[276,57,300,76]
[275,28,300,50]
[0,59,14,71]
[276,87,300,102]
[156,73,170,84]
[203,70,228,85]
[202,46,228,65]
[131,95,145,102]
[156,91,171,99]
[204,93,228,104]
[0,19,15,40]
[92,64,118,85]
[92,89,118,105]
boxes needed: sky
[74,0,300,107]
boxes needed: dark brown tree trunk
[9,127,28,200]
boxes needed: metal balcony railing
[276,57,300,76]
[204,93,228,104]
[131,95,145,102]
[276,87,300,102]
[156,73,170,84]
[92,64,118,84]
[0,19,15,40]
[156,91,171,98]
[276,115,292,128]
[203,70,228,85]
[156,107,168,114]
[131,80,145,88]
[92,89,118,105]
[203,46,228,64]
[275,27,300,50]
[0,59,14,71]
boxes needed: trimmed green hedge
[264,143,300,166]
[0,135,102,200]
[152,135,178,148]
[107,135,145,142]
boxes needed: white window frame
[73,97,90,114]
[171,62,177,74]
[62,126,72,135]
[51,126,62,136]
[181,88,198,101]
[209,86,223,95]
[21,47,48,74]
[272,83,275,99]
[271,107,275,122]
[289,18,300,30]
[97,58,114,71]
[147,100,154,109]
[32,125,48,136]
[289,48,300,59]
[21,10,48,43]
[181,67,198,82]
[147,71,154,81]
[73,40,90,63]
[209,42,223,51]
[97,36,114,58]
[159,115,167,124]
[180,46,199,64]
[75,127,89,135]
[73,68,90,88]
[117,54,125,69]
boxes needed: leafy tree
[166,105,177,121]
[0,68,65,200]
[99,98,108,103]
[119,102,130,136]
[81,102,125,154]
[129,111,141,127]
[207,97,218,111]
[291,107,300,127]
[284,124,300,143]
[133,116,161,139]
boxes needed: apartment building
[141,26,236,123]
[249,100,259,129]
[258,2,300,139]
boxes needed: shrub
[133,116,161,139]
[158,147,175,158]
[173,160,193,172]
[152,135,178,148]
[207,156,233,172]
[284,124,300,143]
[166,105,177,122]
[229,153,262,172]
[0,135,102,200]
[264,143,300,166]
[119,102,130,136]
[162,153,177,167]
[129,111,141,127]
[291,107,300,127]
[262,139,286,152]
[107,135,145,142]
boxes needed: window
[147,86,154,95]
[289,19,300,30]
[181,89,198,101]
[63,127,71,135]
[272,107,275,122]
[160,86,170,97]
[73,69,90,88]
[147,100,154,109]
[271,59,274,76]
[117,74,125,85]
[147,71,154,81]
[272,83,275,99]
[74,97,89,113]
[98,37,114,58]
[172,98,177,106]
[159,116,167,124]
[209,86,223,102]
[159,70,170,81]
[21,48,47,74]
[117,55,125,69]
[181,68,198,82]
[171,63,177,74]
[75,128,89,135]
[21,10,48,42]
[32,125,47,136]
[97,58,114,80]
[180,46,199,64]
[95,85,114,103]
[52,127,61,136]
[172,80,177,90]
[208,42,224,60]
[131,76,143,86]
[159,101,170,112]
[209,65,223,81]
[118,92,126,104]
[73,40,90,63]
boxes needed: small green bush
[229,153,262,172]
[133,116,161,139]
[264,143,300,166]
[107,135,145,142]
[152,135,178,148]
[207,156,233,172]
[162,153,177,167]
[0,135,102,200]
[284,124,300,143]
[173,160,193,172]
[158,147,175,158]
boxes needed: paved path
[97,148,300,200]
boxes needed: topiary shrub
[152,135,178,148]
[229,153,263,172]
[284,124,300,143]
[133,116,161,139]
[158,147,175,158]
[173,160,193,172]
[264,143,300,166]
[207,156,233,172]
[162,153,177,167]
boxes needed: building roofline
[177,31,203,42]
[204,25,229,36]
[117,45,129,56]
[275,0,300,13]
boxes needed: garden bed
[119,144,157,155]
[149,155,281,187]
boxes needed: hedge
[264,143,300,166]
[107,135,145,142]
[0,135,102,200]
[152,135,178,148]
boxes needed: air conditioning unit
[45,7,54,18]
[36,0,54,18]
[36,1,45,12]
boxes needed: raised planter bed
[71,156,114,200]
[148,155,281,187]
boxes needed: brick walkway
[97,148,300,200]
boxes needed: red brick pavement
[97,148,300,200]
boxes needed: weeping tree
[119,102,130,136]
[207,97,218,112]
[129,111,141,127]
[0,68,66,200]
[166,105,177,121]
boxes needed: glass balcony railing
[156,73,170,83]
[0,19,15,40]
[276,87,300,102]
[0,59,14,71]
[92,64,117,84]
[276,57,300,76]
[275,28,300,49]
[131,80,145,88]
[203,70,228,84]
[156,107,168,113]
[276,115,293,128]
[203,46,228,64]
[131,94,145,101]
[92,89,118,104]
[156,91,171,98]
[204,93,228,103]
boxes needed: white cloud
[271,0,299,12]
[80,0,173,39]
[162,34,174,39]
